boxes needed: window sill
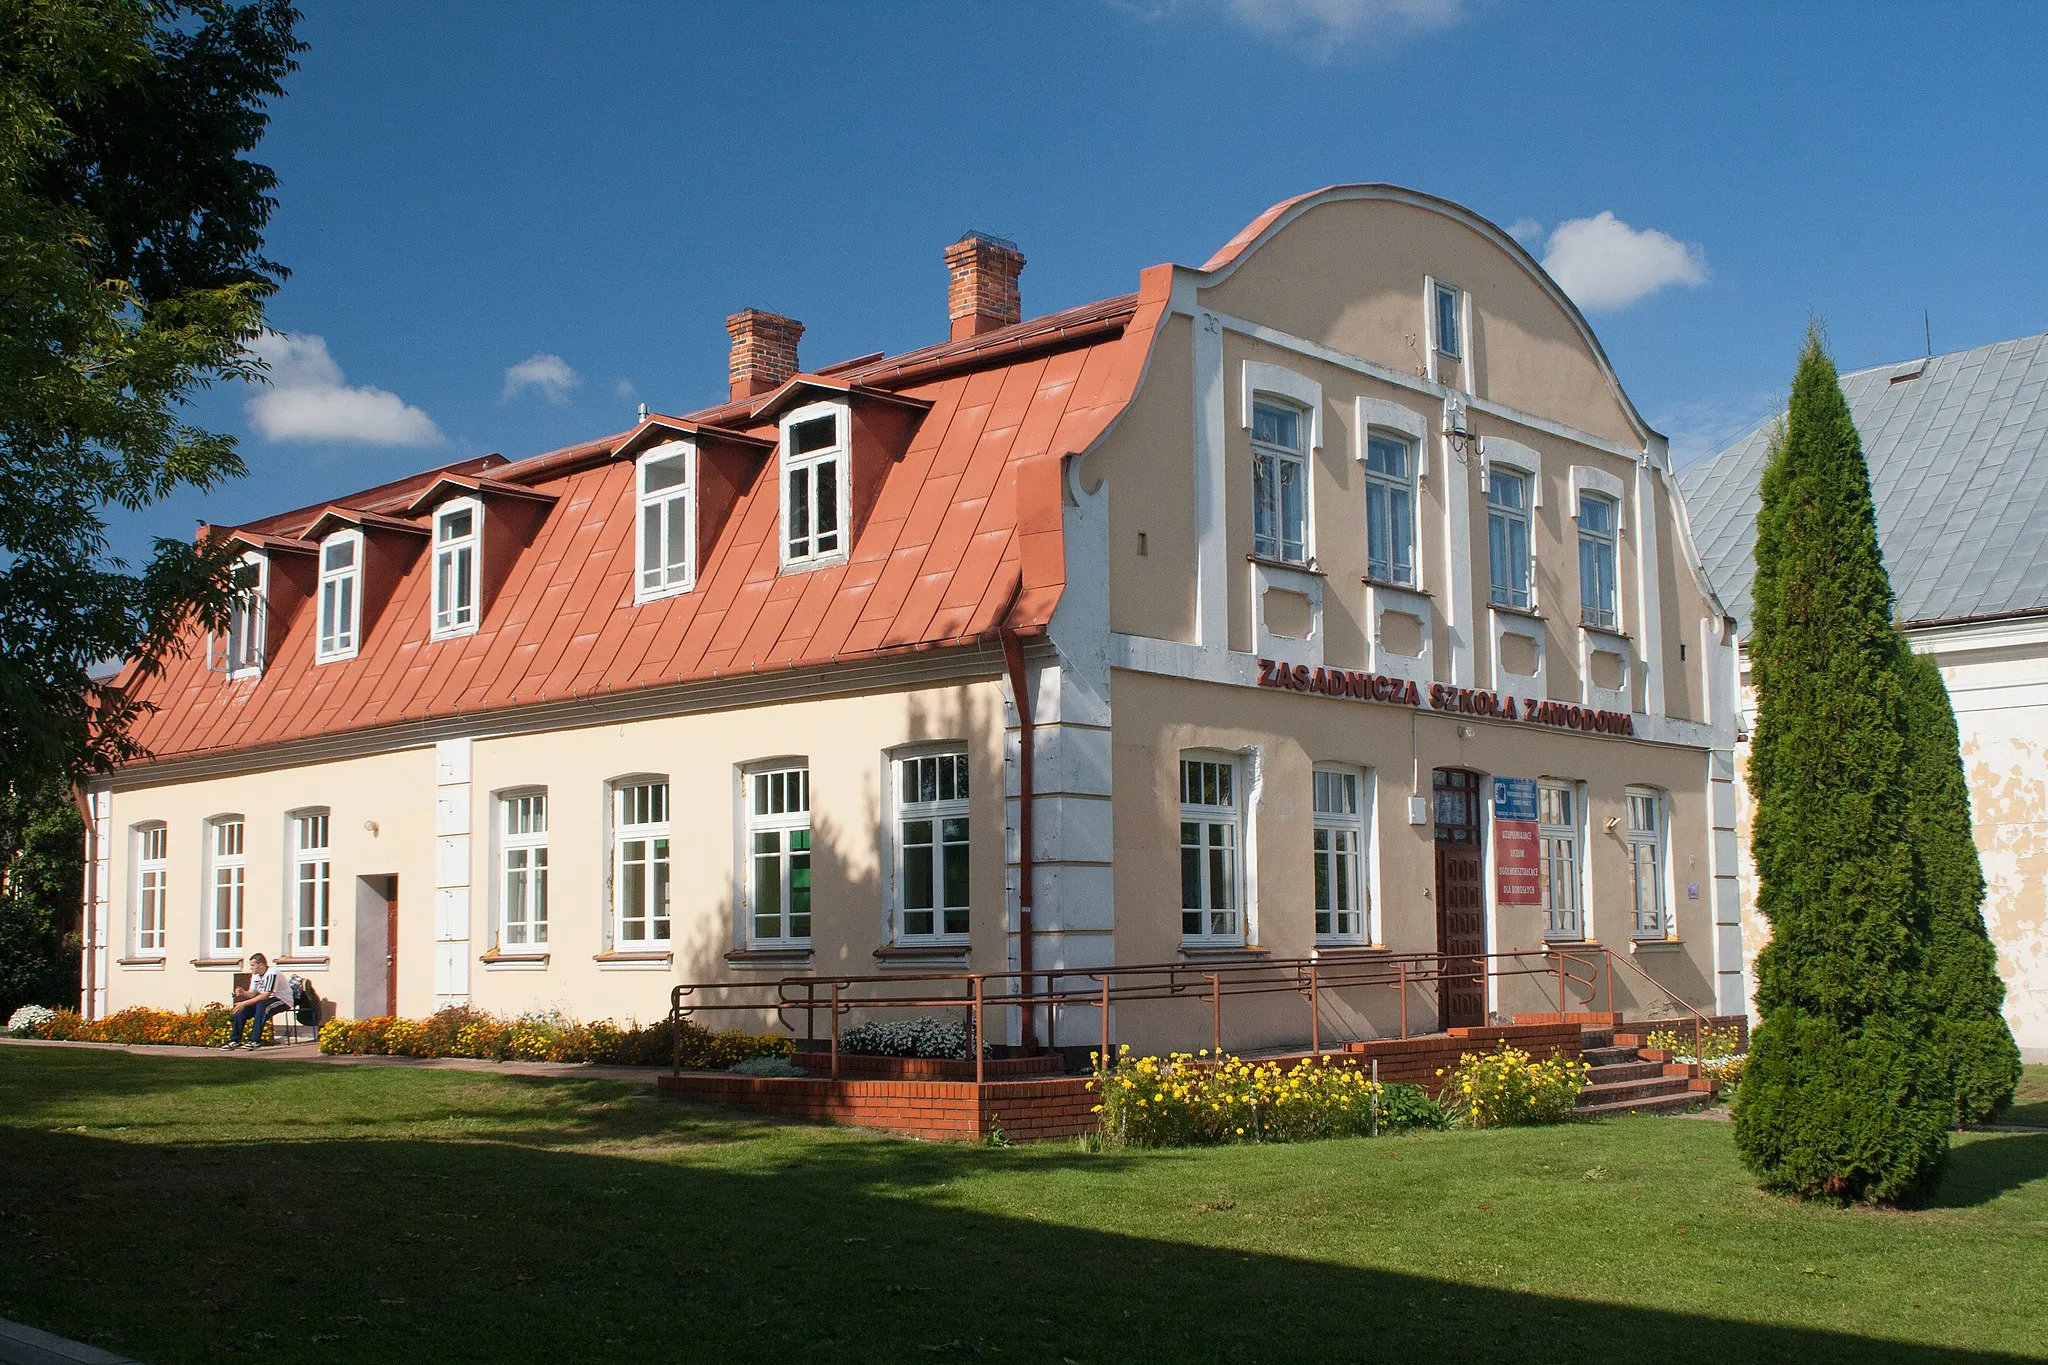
[594,949,672,971]
[1246,554,1324,577]
[1178,943,1267,961]
[873,943,970,968]
[1580,620,1631,643]
[1629,937,1684,954]
[1489,601,1543,621]
[275,955,329,969]
[779,553,850,577]
[634,580,695,606]
[728,946,813,970]
[191,957,243,970]
[117,956,166,969]
[1541,937,1604,948]
[1361,576,1427,595]
[481,949,550,970]
[1310,942,1386,959]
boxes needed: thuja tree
[1899,648,2022,1122]
[1732,328,1952,1203]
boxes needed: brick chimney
[944,232,1025,341]
[726,308,804,401]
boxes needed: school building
[80,184,1746,1055]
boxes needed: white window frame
[744,763,812,947]
[1434,280,1463,359]
[215,552,267,678]
[779,400,850,571]
[1250,398,1310,565]
[890,749,970,943]
[206,816,246,956]
[133,823,168,956]
[1578,492,1620,631]
[610,778,671,947]
[499,790,549,950]
[1488,467,1533,610]
[1626,787,1670,939]
[289,808,331,954]
[1179,754,1242,946]
[431,498,481,640]
[635,441,696,602]
[1312,766,1369,945]
[316,530,362,663]
[1537,780,1584,941]
[1364,432,1418,587]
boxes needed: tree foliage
[0,0,302,792]
[0,781,83,1018]
[1898,648,2022,1122]
[1732,327,1952,1203]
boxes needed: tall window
[1312,768,1367,942]
[134,824,167,955]
[1537,782,1582,939]
[1435,282,1462,358]
[208,817,246,955]
[1251,401,1307,564]
[895,752,969,939]
[782,405,846,568]
[1180,757,1240,943]
[501,792,548,949]
[432,500,479,638]
[1488,469,1532,609]
[747,765,811,945]
[317,532,361,661]
[1626,788,1668,938]
[291,811,331,952]
[220,555,266,675]
[637,444,694,599]
[1578,493,1618,630]
[613,781,670,945]
[1365,435,1415,586]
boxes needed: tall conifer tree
[1898,649,2022,1122]
[1733,328,1952,1203]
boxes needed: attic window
[214,553,266,678]
[432,499,480,639]
[636,442,695,601]
[781,402,847,570]
[316,531,361,663]
[1434,282,1462,359]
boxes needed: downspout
[999,627,1039,1054]
[71,785,97,1021]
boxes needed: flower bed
[1437,1042,1589,1127]
[1643,1024,1746,1095]
[12,1005,238,1047]
[1091,1048,1447,1148]
[316,1006,791,1069]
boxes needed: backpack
[295,979,322,1028]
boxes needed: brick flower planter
[656,1072,1098,1142]
[788,1050,1064,1081]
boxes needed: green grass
[1,1048,2042,1364]
[2008,1064,2048,1127]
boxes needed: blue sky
[114,0,2048,557]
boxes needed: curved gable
[1192,184,1654,451]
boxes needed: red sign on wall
[1493,777,1542,906]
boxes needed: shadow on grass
[0,1123,2038,1365]
[1925,1131,2048,1209]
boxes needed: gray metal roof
[1679,332,2048,636]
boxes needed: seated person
[223,954,287,1049]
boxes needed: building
[1683,333,2048,1062]
[82,184,1745,1055]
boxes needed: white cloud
[1505,217,1543,245]
[243,332,444,446]
[1116,0,1464,48]
[1539,211,1707,311]
[1657,392,1780,470]
[612,378,637,399]
[501,352,581,405]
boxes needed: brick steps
[1575,1025,1713,1118]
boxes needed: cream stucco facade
[85,185,1745,1057]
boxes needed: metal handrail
[666,944,1668,1081]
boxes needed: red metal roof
[119,288,1165,765]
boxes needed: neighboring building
[1683,333,2048,1061]
[82,184,1744,1054]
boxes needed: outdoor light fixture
[363,820,380,837]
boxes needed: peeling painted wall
[1731,625,2048,1061]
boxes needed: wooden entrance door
[1433,769,1486,1029]
[383,879,399,1017]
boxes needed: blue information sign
[1492,776,1537,822]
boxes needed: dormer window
[432,499,480,638]
[215,552,266,677]
[316,531,361,662]
[636,442,695,601]
[1434,281,1462,359]
[780,402,847,569]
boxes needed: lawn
[0,1048,2042,1365]
[2009,1063,2048,1127]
